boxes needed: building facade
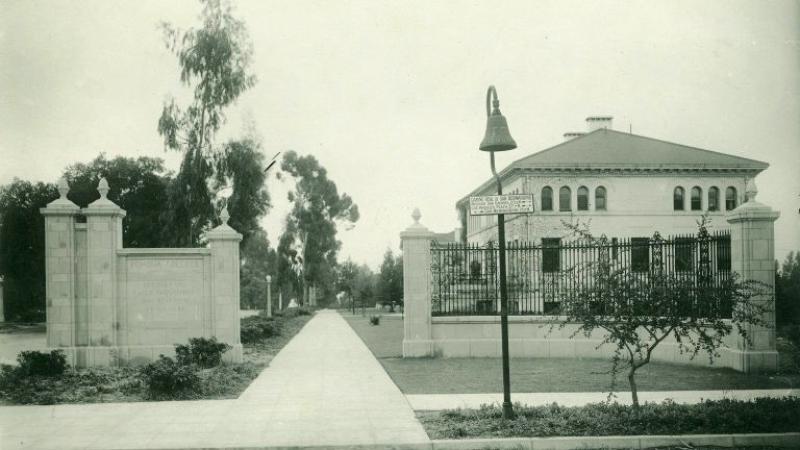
[457,117,768,244]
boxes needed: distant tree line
[333,249,403,311]
[777,251,800,327]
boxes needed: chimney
[563,132,585,141]
[586,116,613,131]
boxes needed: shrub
[240,314,281,344]
[139,355,199,399]
[175,337,231,368]
[0,365,59,404]
[197,362,262,397]
[421,397,800,439]
[369,315,381,326]
[16,350,68,377]
[784,324,800,346]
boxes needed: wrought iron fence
[430,230,732,317]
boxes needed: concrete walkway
[407,388,800,410]
[0,310,430,449]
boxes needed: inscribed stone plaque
[124,256,206,344]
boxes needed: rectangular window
[631,237,649,272]
[675,237,695,272]
[716,235,731,271]
[542,238,561,273]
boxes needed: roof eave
[513,164,768,172]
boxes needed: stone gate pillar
[726,179,780,373]
[40,178,80,351]
[206,206,243,363]
[81,178,125,366]
[401,208,435,357]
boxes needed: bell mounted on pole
[479,86,517,152]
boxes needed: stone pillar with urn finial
[80,177,126,366]
[401,208,435,357]
[205,205,244,362]
[726,178,780,373]
[40,177,81,352]
[39,178,247,367]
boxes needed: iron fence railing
[430,230,732,318]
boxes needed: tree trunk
[628,367,639,410]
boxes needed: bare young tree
[551,218,773,410]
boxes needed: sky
[1,0,798,269]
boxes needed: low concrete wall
[430,316,746,370]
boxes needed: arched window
[708,187,719,211]
[541,186,553,211]
[577,186,589,211]
[673,187,685,211]
[691,186,702,211]
[559,186,571,211]
[595,186,607,210]
[726,187,737,210]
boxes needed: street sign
[469,194,534,216]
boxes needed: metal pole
[491,150,514,419]
[0,276,4,323]
[266,277,272,317]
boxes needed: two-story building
[456,117,768,244]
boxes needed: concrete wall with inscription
[41,178,242,367]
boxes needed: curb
[430,432,800,449]
[110,433,799,449]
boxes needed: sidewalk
[406,388,800,410]
[0,310,430,449]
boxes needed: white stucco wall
[465,173,749,243]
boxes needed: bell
[479,104,517,152]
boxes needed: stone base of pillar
[221,344,244,364]
[728,349,779,373]
[54,344,244,367]
[402,339,434,357]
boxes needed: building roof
[512,129,768,171]
[457,128,768,207]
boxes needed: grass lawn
[342,312,800,394]
[0,310,313,405]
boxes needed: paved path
[0,328,47,365]
[407,388,800,410]
[0,310,430,449]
